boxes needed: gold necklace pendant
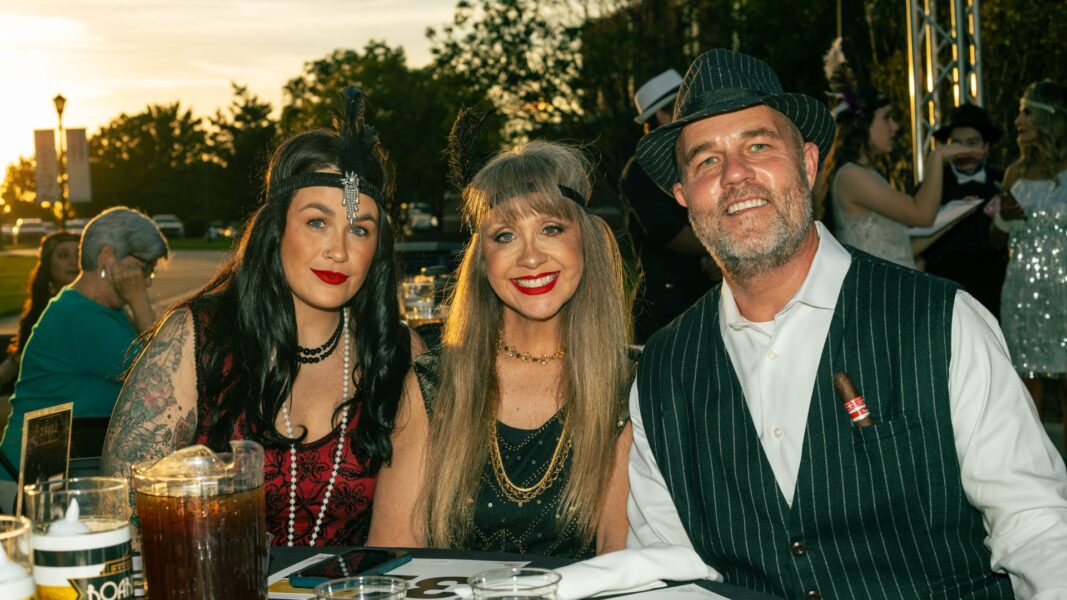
[497,338,566,364]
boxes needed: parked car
[12,218,48,245]
[152,214,185,239]
[1,224,13,245]
[205,221,240,242]
[65,218,89,235]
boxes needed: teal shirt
[0,288,138,475]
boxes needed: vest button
[791,541,807,557]
[805,591,821,600]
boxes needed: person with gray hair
[0,206,168,477]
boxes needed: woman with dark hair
[0,231,80,387]
[101,89,422,547]
[992,80,1067,446]
[369,139,634,559]
[1,207,168,474]
[814,39,979,268]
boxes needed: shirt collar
[719,222,852,335]
[950,163,987,183]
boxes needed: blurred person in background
[815,38,980,268]
[921,104,1008,318]
[0,207,167,475]
[620,69,717,343]
[992,80,1067,448]
[0,231,81,388]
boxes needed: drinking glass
[401,274,436,321]
[469,567,561,599]
[24,477,134,600]
[0,516,33,599]
[313,576,408,599]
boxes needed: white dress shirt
[627,223,1067,599]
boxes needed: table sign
[16,403,73,516]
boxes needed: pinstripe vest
[637,250,1013,599]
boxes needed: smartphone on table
[288,548,413,588]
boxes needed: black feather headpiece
[445,106,587,208]
[268,86,384,223]
[447,106,494,191]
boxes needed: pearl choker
[282,307,350,546]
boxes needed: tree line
[3,0,1064,236]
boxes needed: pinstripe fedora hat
[636,49,835,193]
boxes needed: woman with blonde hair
[991,80,1067,446]
[369,138,633,558]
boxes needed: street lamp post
[53,93,68,229]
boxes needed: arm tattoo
[102,310,197,479]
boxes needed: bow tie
[955,169,987,184]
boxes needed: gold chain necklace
[497,337,565,365]
[488,413,570,507]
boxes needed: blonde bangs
[421,140,633,550]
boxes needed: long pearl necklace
[281,307,350,546]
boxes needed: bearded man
[625,49,1067,599]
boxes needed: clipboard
[908,199,983,236]
[16,402,73,515]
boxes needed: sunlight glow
[0,1,452,172]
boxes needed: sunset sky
[0,0,455,170]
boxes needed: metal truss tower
[905,0,984,182]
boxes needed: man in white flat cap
[620,69,717,344]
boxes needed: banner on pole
[66,128,92,203]
[34,129,60,203]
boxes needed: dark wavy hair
[8,231,80,355]
[810,94,887,227]
[174,128,409,472]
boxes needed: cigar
[833,372,876,427]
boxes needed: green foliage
[280,41,476,220]
[89,102,221,221]
[209,84,278,222]
[429,0,584,130]
[0,157,51,222]
[0,256,36,316]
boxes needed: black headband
[557,185,587,207]
[268,171,383,210]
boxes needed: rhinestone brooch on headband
[342,171,360,223]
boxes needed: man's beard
[688,171,813,281]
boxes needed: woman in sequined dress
[369,141,634,559]
[101,89,424,547]
[992,80,1067,446]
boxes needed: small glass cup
[0,516,34,599]
[313,576,408,599]
[468,567,561,599]
[24,477,134,599]
[401,274,436,321]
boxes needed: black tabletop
[269,546,781,599]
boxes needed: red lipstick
[312,269,349,285]
[510,272,559,296]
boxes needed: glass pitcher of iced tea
[132,440,268,600]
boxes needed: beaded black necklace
[297,316,343,364]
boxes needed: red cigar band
[843,395,871,423]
